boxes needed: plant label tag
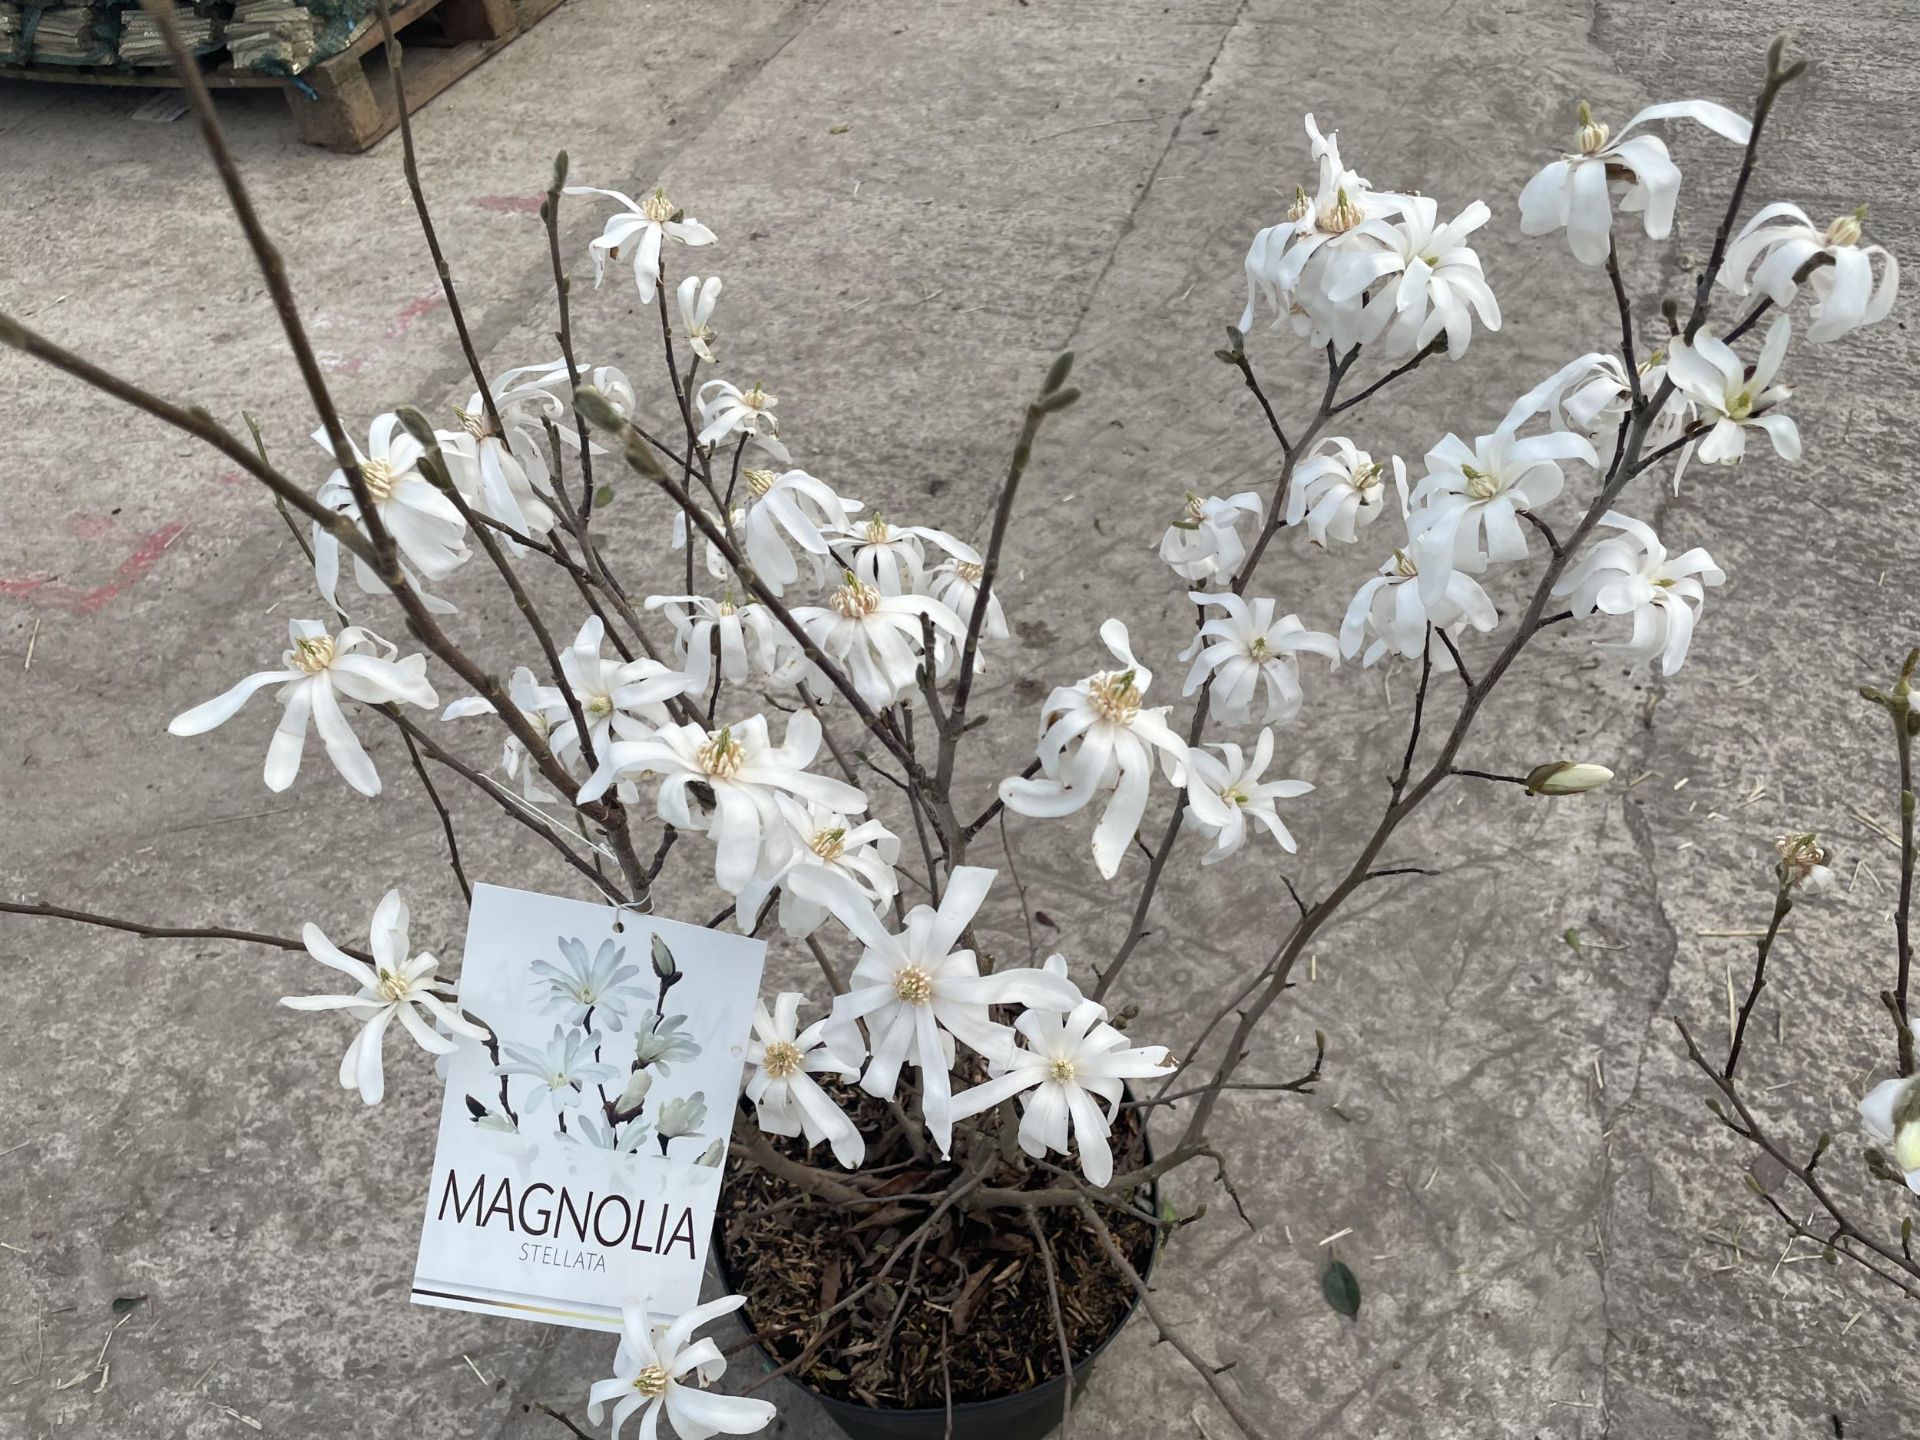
[410,882,764,1332]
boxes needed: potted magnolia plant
[1,7,1905,1436]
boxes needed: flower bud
[616,1067,654,1112]
[651,933,678,980]
[1525,761,1614,796]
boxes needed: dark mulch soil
[719,1084,1157,1410]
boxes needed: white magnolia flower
[655,1092,708,1146]
[280,890,487,1106]
[1181,729,1313,863]
[1340,546,1499,671]
[1723,203,1898,343]
[310,415,468,615]
[168,619,437,796]
[675,274,723,362]
[530,936,645,1030]
[1159,491,1262,585]
[744,992,865,1168]
[1329,195,1500,358]
[633,1014,702,1076]
[566,183,716,304]
[1551,511,1724,675]
[1240,114,1408,338]
[735,467,861,596]
[441,665,559,803]
[1179,592,1340,727]
[838,515,980,597]
[586,1297,774,1440]
[495,1024,622,1113]
[1287,439,1396,547]
[1503,350,1693,482]
[1859,1075,1920,1195]
[696,379,788,462]
[948,957,1174,1186]
[1518,99,1751,265]
[558,1112,649,1153]
[999,620,1190,879]
[1776,832,1836,894]
[1665,315,1800,466]
[645,592,782,690]
[785,865,1081,1155]
[437,368,566,541]
[927,556,1009,641]
[578,712,866,895]
[544,615,697,766]
[788,575,968,710]
[511,357,636,439]
[736,796,900,941]
[1407,427,1597,603]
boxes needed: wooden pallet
[0,0,564,152]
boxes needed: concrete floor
[3,0,1918,1436]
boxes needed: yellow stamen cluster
[953,560,984,585]
[808,827,847,862]
[358,458,398,503]
[1287,185,1313,223]
[744,467,777,498]
[641,189,675,224]
[698,728,745,779]
[1320,186,1363,234]
[1825,207,1866,247]
[1575,101,1610,155]
[1048,1057,1078,1084]
[1391,547,1419,579]
[1350,461,1383,492]
[632,1364,670,1398]
[1461,465,1501,501]
[761,1040,803,1079]
[742,382,771,411]
[830,578,882,619]
[892,965,933,1005]
[587,694,614,717]
[453,405,492,441]
[862,516,891,544]
[1088,669,1141,724]
[375,968,412,1003]
[292,635,337,675]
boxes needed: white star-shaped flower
[1179,592,1340,727]
[585,1296,774,1440]
[744,992,865,1168]
[1665,315,1800,466]
[947,956,1175,1186]
[784,865,1080,1154]
[565,183,716,304]
[168,619,438,796]
[999,620,1190,879]
[1159,491,1262,585]
[1550,511,1724,675]
[279,889,487,1105]
[1181,728,1313,864]
[1518,99,1750,265]
[1722,202,1897,342]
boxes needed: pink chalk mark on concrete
[476,194,544,213]
[321,284,447,376]
[0,522,189,615]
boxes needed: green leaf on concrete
[1321,1259,1360,1321]
[111,1294,147,1315]
[1563,927,1582,955]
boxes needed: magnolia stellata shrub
[4,29,1902,1437]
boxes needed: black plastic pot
[718,1144,1157,1440]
